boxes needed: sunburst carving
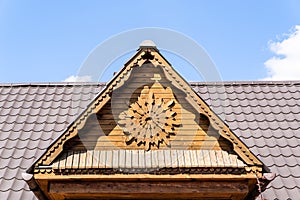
[118,83,181,150]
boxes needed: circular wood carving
[118,83,181,150]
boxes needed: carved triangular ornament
[118,74,182,150]
[34,40,263,167]
[26,41,271,200]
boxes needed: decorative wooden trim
[35,47,262,171]
[36,50,153,166]
[118,80,181,150]
[35,172,259,180]
[150,51,262,166]
[37,167,247,176]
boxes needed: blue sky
[0,1,300,83]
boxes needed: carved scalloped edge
[34,167,250,175]
[36,51,148,166]
[156,53,262,167]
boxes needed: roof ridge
[189,80,300,86]
[1,80,300,87]
[0,82,106,87]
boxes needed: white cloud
[264,25,300,80]
[63,75,93,82]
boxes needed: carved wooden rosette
[118,82,181,150]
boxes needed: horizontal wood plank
[49,180,249,195]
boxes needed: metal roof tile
[272,176,296,190]
[272,187,290,200]
[271,129,293,139]
[286,85,298,93]
[280,98,295,107]
[227,120,239,130]
[26,87,40,96]
[224,111,236,122]
[277,165,300,178]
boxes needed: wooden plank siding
[48,180,249,200]
[52,149,246,170]
[61,62,235,152]
[63,96,233,152]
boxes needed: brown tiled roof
[0,83,104,200]
[0,81,299,199]
[195,81,300,200]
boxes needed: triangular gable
[33,42,262,172]
[24,41,272,200]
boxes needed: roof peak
[139,40,157,48]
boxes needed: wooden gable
[25,41,268,200]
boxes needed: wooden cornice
[35,173,259,181]
[34,172,258,200]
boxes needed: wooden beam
[49,180,248,195]
[35,173,257,180]
[57,193,233,200]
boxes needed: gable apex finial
[139,40,157,48]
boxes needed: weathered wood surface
[49,180,249,199]
[52,149,246,170]
[61,63,233,151]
